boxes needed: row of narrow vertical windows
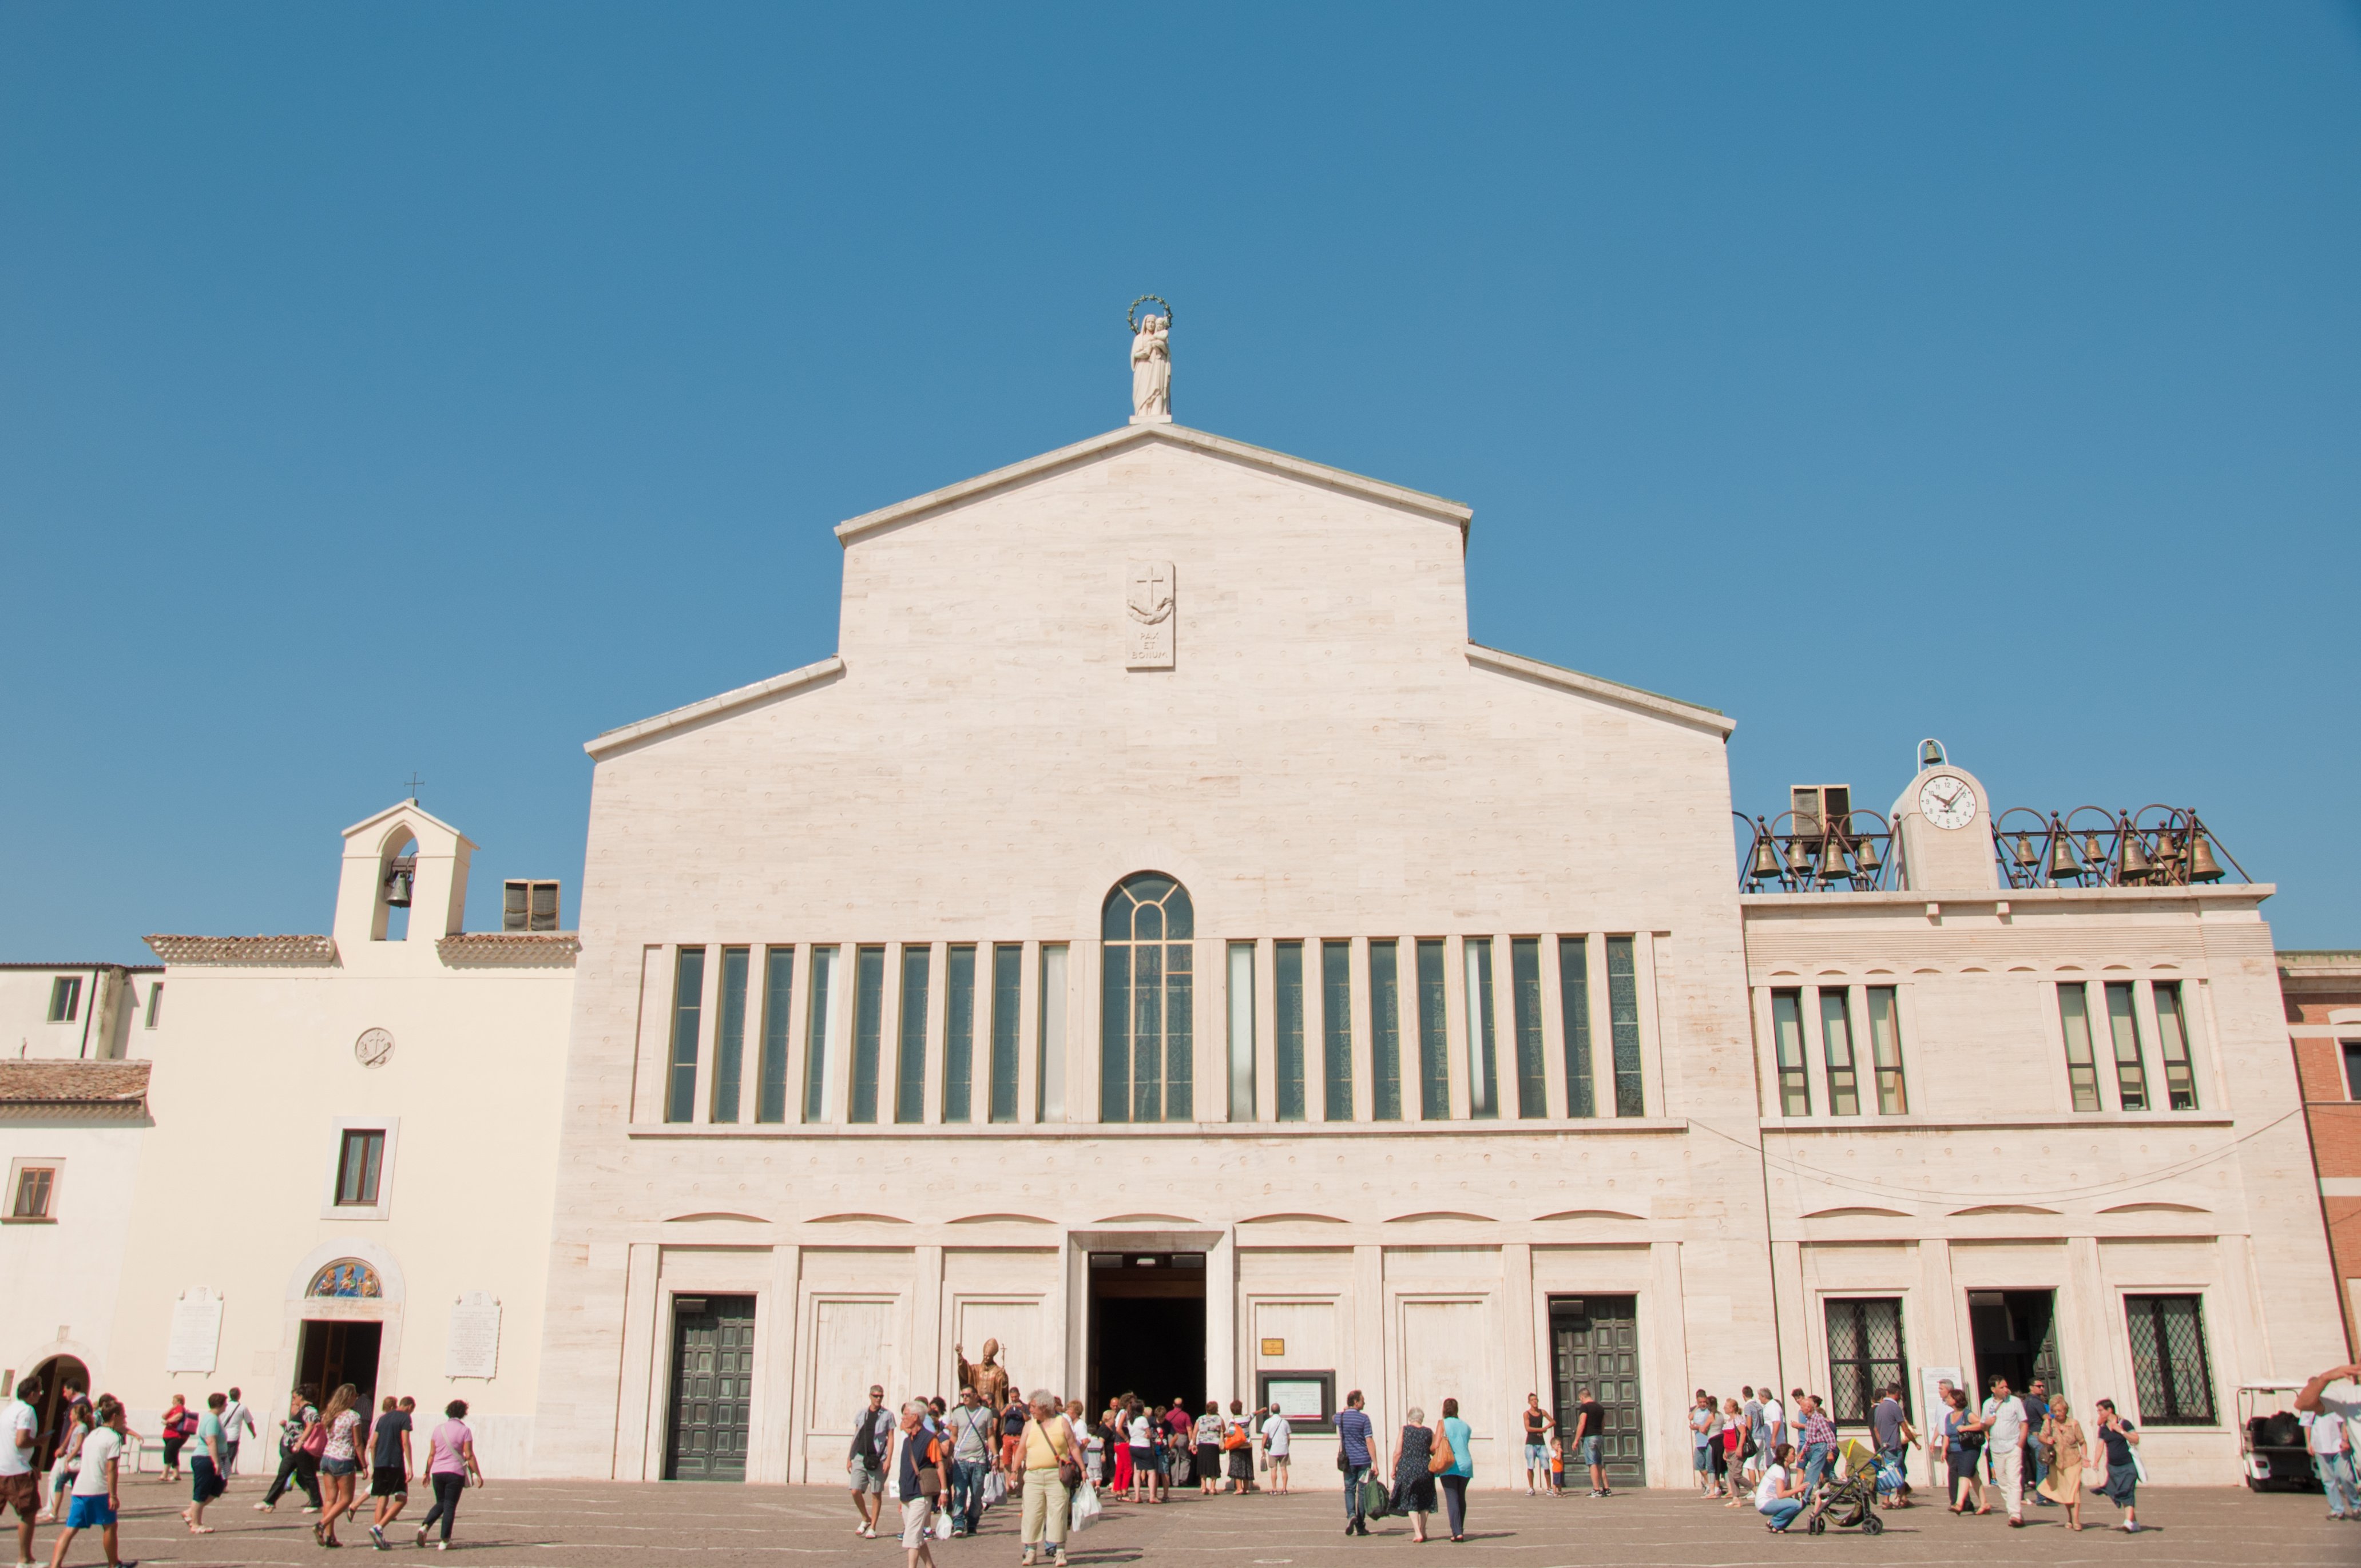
[664,943,1065,1126]
[1764,977,2200,1118]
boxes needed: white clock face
[354,1027,395,1067]
[1917,775,1977,830]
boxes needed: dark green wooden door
[1551,1296,1645,1488]
[665,1296,755,1480]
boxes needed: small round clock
[354,1027,396,1067]
[1917,775,1978,830]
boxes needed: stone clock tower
[1889,747,1999,892]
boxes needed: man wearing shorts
[1259,1406,1291,1495]
[847,1386,891,1538]
[1521,1394,1551,1495]
[3,1376,42,1568]
[50,1396,129,1568]
[1572,1386,1609,1496]
[367,1396,412,1547]
[895,1403,947,1568]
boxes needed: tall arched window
[1101,874,1193,1122]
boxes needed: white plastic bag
[1070,1482,1102,1533]
[933,1505,954,1541]
[984,1470,1009,1506]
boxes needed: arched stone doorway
[25,1355,89,1468]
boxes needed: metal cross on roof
[404,772,425,802]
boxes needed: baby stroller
[1801,1439,1886,1535]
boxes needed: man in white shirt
[2296,1361,2360,1522]
[220,1388,257,1476]
[1259,1408,1291,1496]
[1760,1390,1785,1455]
[3,1376,42,1568]
[1980,1376,2028,1525]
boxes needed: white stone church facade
[2,378,2342,1491]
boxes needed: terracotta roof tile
[435,931,580,966]
[0,1060,150,1109]
[144,934,336,966]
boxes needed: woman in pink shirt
[414,1400,483,1551]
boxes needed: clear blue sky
[4,4,2357,959]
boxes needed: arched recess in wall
[664,1211,769,1224]
[1238,1213,1347,1225]
[1535,1208,1647,1222]
[1096,1213,1201,1225]
[949,1214,1054,1226]
[1386,1211,1497,1224]
[1950,1204,2060,1217]
[808,1213,911,1225]
[1801,1206,1912,1220]
[375,821,420,942]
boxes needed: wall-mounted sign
[1260,1337,1285,1356]
[1256,1369,1335,1431]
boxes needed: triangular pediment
[831,422,1472,546]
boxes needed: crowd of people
[1677,1375,2160,1534]
[1,1371,485,1563]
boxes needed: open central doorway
[1968,1290,2062,1399]
[297,1320,383,1411]
[1086,1251,1204,1415]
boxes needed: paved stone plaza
[69,1476,2360,1568]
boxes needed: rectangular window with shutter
[1369,940,1401,1121]
[664,947,705,1124]
[1560,938,1594,1118]
[2058,984,2101,1112]
[335,1130,386,1206]
[10,1165,57,1220]
[2153,982,2197,1110]
[1771,990,1810,1116]
[2105,982,2149,1111]
[1866,987,1907,1114]
[2125,1294,2215,1425]
[1821,989,1861,1116]
[503,880,561,931]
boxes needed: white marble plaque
[445,1292,501,1379]
[165,1287,223,1373]
[1125,561,1174,669]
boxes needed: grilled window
[2125,1294,2215,1426]
[335,1130,386,1206]
[1771,990,1810,1116]
[1825,1298,1909,1425]
[2057,983,2101,1112]
[502,880,561,932]
[1101,876,1193,1123]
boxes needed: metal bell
[2186,833,2225,882]
[1786,839,1813,875]
[2119,834,2154,882]
[1749,837,1782,880]
[2011,833,2039,869]
[1816,835,1852,880]
[1854,836,1882,874]
[2158,831,2184,864]
[2046,832,2081,882]
[384,867,414,908]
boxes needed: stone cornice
[1464,643,1732,736]
[585,656,846,760]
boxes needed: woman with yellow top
[1018,1392,1081,1568]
